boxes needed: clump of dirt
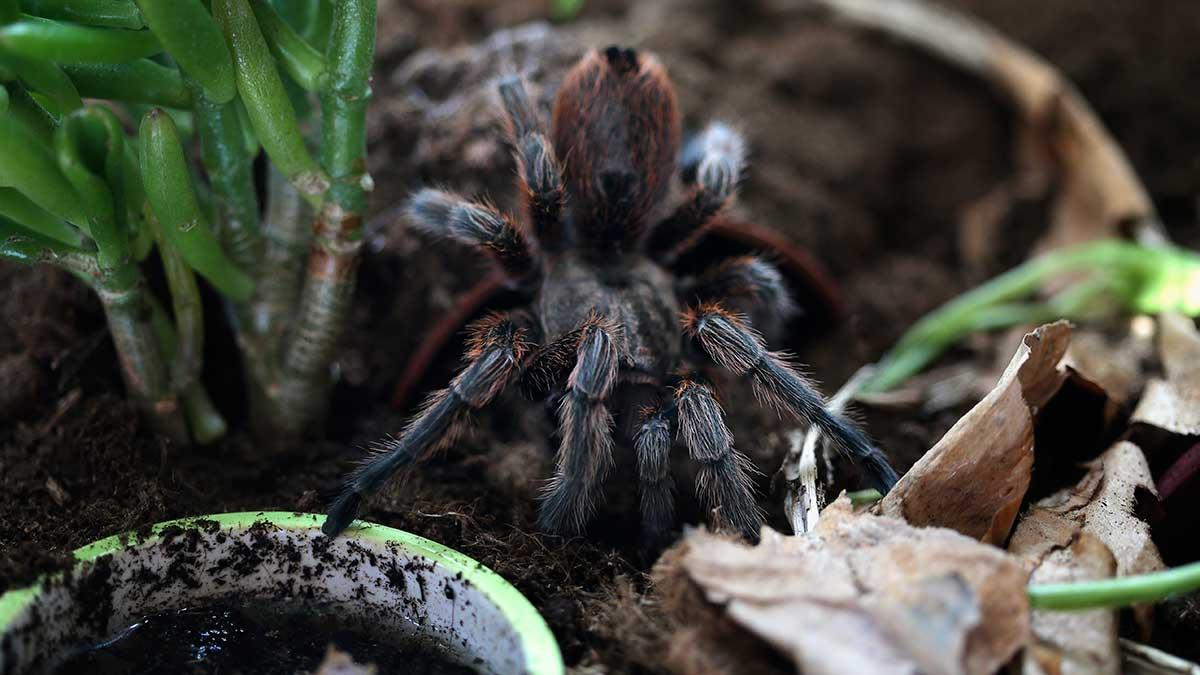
[4,0,1200,672]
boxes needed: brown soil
[3,0,1200,671]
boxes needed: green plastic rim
[0,511,564,675]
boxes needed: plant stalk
[273,0,374,433]
[96,278,189,443]
[191,78,263,273]
[1029,561,1200,611]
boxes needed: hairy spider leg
[673,378,763,539]
[552,46,681,256]
[683,304,899,494]
[681,255,797,328]
[647,123,747,262]
[538,315,621,534]
[633,401,676,551]
[323,314,531,538]
[405,188,539,282]
[498,78,567,252]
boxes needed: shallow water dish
[0,512,563,674]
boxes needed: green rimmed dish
[0,512,563,674]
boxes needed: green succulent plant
[0,0,376,447]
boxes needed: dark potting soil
[53,600,478,675]
[5,0,1200,672]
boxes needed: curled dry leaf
[1011,439,1165,652]
[879,321,1071,544]
[1018,533,1119,675]
[1063,320,1156,408]
[672,497,1029,675]
[1010,440,1164,581]
[1132,313,1200,435]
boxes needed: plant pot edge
[0,511,564,675]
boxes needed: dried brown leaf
[1063,321,1156,408]
[675,498,1029,675]
[880,322,1071,543]
[1019,534,1120,675]
[1133,313,1200,435]
[1012,441,1164,580]
[1011,439,1165,646]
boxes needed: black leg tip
[322,491,363,539]
[865,454,901,495]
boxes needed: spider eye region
[602,45,639,73]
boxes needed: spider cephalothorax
[323,46,898,546]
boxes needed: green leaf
[0,214,83,263]
[250,0,324,91]
[551,0,585,22]
[0,186,83,246]
[0,16,160,64]
[22,0,145,29]
[64,60,191,108]
[213,0,321,200]
[0,46,82,111]
[134,0,237,103]
[139,108,253,301]
[54,106,129,274]
[3,83,55,142]
[0,113,89,226]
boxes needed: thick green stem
[273,0,373,433]
[97,273,189,444]
[253,165,309,338]
[1029,561,1200,611]
[190,78,263,273]
[147,293,226,444]
[151,214,203,393]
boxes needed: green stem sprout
[862,239,1200,393]
[1029,561,1200,611]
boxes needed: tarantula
[323,46,898,545]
